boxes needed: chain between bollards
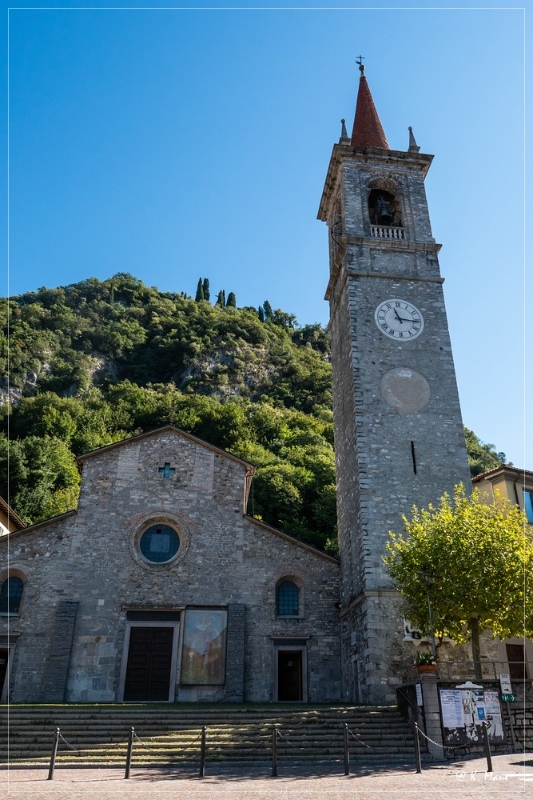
[482,721,493,773]
[413,722,422,774]
[47,727,60,780]
[271,725,278,777]
[198,726,207,778]
[124,726,134,779]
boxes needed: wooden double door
[123,626,175,701]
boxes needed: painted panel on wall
[180,609,227,685]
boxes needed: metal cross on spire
[356,55,365,74]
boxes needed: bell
[376,194,392,225]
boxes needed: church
[1,67,474,705]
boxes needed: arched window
[277,581,300,616]
[368,188,402,227]
[0,577,24,614]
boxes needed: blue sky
[3,3,530,469]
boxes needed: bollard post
[271,725,278,777]
[47,727,60,780]
[124,726,134,779]
[343,723,350,775]
[413,722,422,774]
[198,726,206,778]
[482,721,493,773]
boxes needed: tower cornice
[325,245,444,304]
[317,143,434,222]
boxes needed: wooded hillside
[0,273,505,551]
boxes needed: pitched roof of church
[0,496,26,530]
[350,72,389,149]
[246,515,339,563]
[76,424,255,470]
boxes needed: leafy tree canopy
[0,433,81,525]
[384,485,533,676]
[464,428,509,476]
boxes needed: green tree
[464,428,508,476]
[216,290,226,307]
[195,279,204,302]
[226,292,236,308]
[202,278,210,302]
[271,309,297,329]
[0,434,81,525]
[384,485,533,678]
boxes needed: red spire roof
[350,73,389,149]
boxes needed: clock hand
[393,309,403,322]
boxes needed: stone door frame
[274,643,307,703]
[118,620,181,702]
[0,634,19,703]
[0,648,10,703]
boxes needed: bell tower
[318,64,471,703]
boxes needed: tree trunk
[469,617,482,680]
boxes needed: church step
[1,704,423,765]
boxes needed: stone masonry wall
[0,428,341,704]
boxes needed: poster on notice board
[439,687,504,745]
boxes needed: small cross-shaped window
[158,462,175,479]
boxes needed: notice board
[439,687,505,745]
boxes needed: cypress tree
[195,278,204,302]
[263,300,273,320]
[258,306,265,322]
[226,292,236,308]
[202,278,210,302]
[216,290,225,307]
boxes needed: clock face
[374,299,424,341]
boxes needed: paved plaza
[2,754,533,799]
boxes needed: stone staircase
[0,704,424,767]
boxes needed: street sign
[501,694,515,703]
[416,683,423,706]
[499,673,512,694]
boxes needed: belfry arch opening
[368,188,402,227]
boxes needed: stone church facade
[1,426,341,703]
[1,69,477,705]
